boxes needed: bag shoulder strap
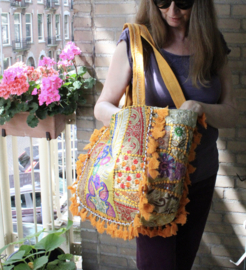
[123,23,186,109]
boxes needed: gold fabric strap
[123,23,186,109]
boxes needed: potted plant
[0,41,96,138]
[0,220,76,270]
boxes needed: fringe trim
[68,110,205,240]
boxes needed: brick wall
[74,0,246,269]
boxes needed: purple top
[118,28,230,183]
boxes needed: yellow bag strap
[123,23,186,109]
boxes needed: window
[16,55,22,62]
[64,0,68,5]
[25,14,32,43]
[14,13,22,43]
[37,0,43,3]
[55,15,60,39]
[1,13,10,45]
[3,57,11,70]
[48,51,52,58]
[27,57,35,67]
[38,14,44,41]
[64,15,69,39]
[47,14,52,38]
[30,192,42,207]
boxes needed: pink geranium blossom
[59,42,81,60]
[39,57,56,67]
[58,60,73,68]
[38,75,63,106]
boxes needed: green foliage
[0,221,75,270]
[0,65,96,128]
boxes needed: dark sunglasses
[154,0,194,10]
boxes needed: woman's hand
[179,100,203,117]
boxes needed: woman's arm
[179,61,238,129]
[94,41,132,127]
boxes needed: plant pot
[1,112,67,139]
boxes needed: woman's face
[159,1,192,29]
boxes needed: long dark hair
[135,0,226,87]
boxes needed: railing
[45,36,60,47]
[10,0,29,8]
[0,122,80,260]
[44,0,58,9]
[12,38,31,52]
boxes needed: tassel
[128,224,134,240]
[67,186,76,194]
[133,215,142,228]
[90,215,97,227]
[110,223,118,238]
[115,225,124,239]
[97,219,105,234]
[123,226,129,241]
[198,113,207,128]
[170,222,178,235]
[79,209,88,221]
[139,197,155,221]
[69,197,80,216]
[106,221,114,235]
[148,152,160,179]
[188,164,196,174]
[147,137,159,154]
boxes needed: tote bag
[69,23,206,240]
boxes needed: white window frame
[55,14,60,40]
[2,13,11,46]
[38,14,44,41]
[14,13,22,42]
[63,0,68,6]
[25,13,33,43]
[64,15,69,39]
[37,0,43,4]
[3,57,11,71]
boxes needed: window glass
[2,14,10,44]
[3,58,10,70]
[55,15,60,39]
[25,14,32,43]
[11,196,16,208]
[38,14,44,40]
[20,194,27,208]
[64,15,69,39]
[30,192,41,207]
[14,14,21,42]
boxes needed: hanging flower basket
[1,112,67,139]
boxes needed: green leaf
[78,66,87,76]
[47,261,76,270]
[58,254,73,261]
[34,235,65,252]
[83,78,96,89]
[3,266,14,270]
[13,264,31,270]
[26,114,39,128]
[0,75,3,80]
[69,74,76,78]
[35,109,47,120]
[73,81,82,90]
[33,256,48,270]
[46,259,59,266]
[19,245,33,256]
[9,251,25,261]
[0,244,10,255]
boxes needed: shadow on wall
[193,171,246,270]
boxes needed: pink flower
[38,75,63,106]
[58,60,73,68]
[39,57,56,67]
[59,42,81,61]
[32,88,38,95]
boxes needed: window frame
[1,13,11,46]
[25,13,33,43]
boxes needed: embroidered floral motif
[158,153,176,180]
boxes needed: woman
[94,0,238,269]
